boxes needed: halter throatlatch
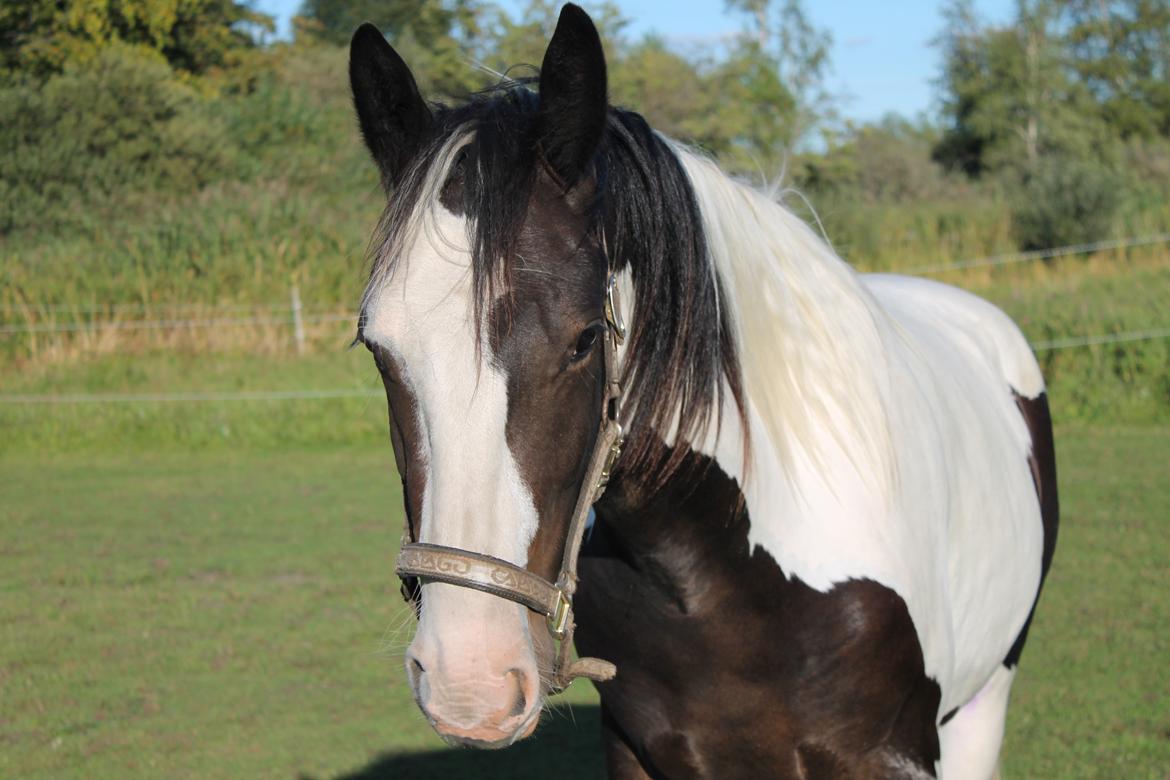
[394,270,626,693]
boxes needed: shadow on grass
[320,704,604,780]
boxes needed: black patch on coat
[1003,391,1060,668]
[577,443,942,779]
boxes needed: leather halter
[394,271,626,693]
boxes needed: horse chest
[575,461,942,778]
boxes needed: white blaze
[364,206,541,721]
[363,207,539,564]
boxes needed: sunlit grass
[0,428,1166,778]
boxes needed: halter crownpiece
[394,267,626,693]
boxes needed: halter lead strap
[394,271,625,693]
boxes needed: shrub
[802,119,951,205]
[1010,156,1122,251]
[0,45,235,235]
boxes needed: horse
[347,5,1058,778]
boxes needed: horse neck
[596,440,745,567]
[597,146,897,557]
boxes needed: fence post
[291,284,305,356]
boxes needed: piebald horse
[349,6,1058,778]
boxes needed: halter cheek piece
[394,271,626,693]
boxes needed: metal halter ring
[605,273,626,344]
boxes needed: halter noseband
[394,270,626,693]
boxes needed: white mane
[674,147,897,496]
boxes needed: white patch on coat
[937,665,1016,780]
[362,179,542,703]
[882,754,937,780]
[673,148,1045,724]
[363,205,539,566]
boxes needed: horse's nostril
[504,668,528,718]
[406,654,426,689]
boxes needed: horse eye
[570,327,599,361]
[452,148,469,174]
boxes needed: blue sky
[254,0,1014,122]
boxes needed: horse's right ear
[349,23,432,189]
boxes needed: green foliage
[934,0,1109,178]
[719,0,831,168]
[1060,0,1170,139]
[0,0,1167,424]
[219,49,347,173]
[977,257,1170,422]
[704,44,796,174]
[485,0,628,75]
[1010,156,1123,250]
[296,0,485,97]
[609,36,710,141]
[297,0,468,46]
[0,0,271,82]
[933,0,1170,183]
[0,45,235,235]
[802,116,950,203]
[0,43,377,353]
[805,191,1014,271]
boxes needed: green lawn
[1,428,1166,778]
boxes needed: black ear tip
[559,3,588,20]
[350,22,384,50]
[556,3,597,35]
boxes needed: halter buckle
[595,429,624,495]
[548,589,572,640]
[605,273,626,345]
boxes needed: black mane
[363,83,747,485]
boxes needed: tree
[0,0,271,82]
[803,116,948,203]
[0,44,234,233]
[1059,0,1170,138]
[932,0,987,175]
[296,0,490,97]
[299,0,450,46]
[704,44,795,174]
[609,36,714,145]
[933,0,1105,177]
[722,0,833,166]
[1011,155,1122,249]
[483,0,627,76]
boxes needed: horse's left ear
[538,4,608,189]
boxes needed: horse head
[352,5,616,748]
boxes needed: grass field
[2,427,1167,779]
[2,161,1167,778]
[4,28,1168,780]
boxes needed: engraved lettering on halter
[399,547,472,577]
[490,567,544,601]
